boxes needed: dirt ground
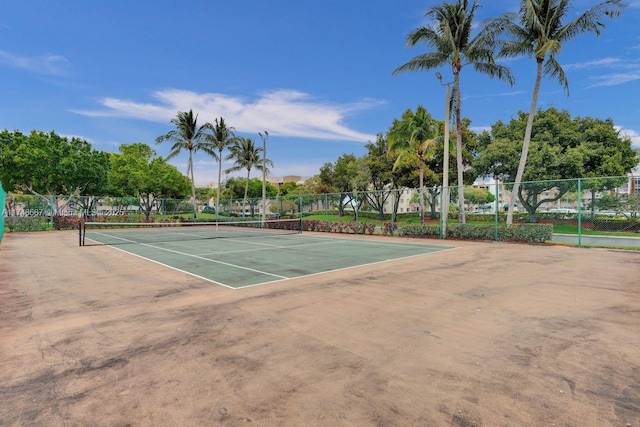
[0,230,639,427]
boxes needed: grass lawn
[552,222,639,237]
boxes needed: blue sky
[2,0,639,186]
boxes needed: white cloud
[564,57,623,70]
[616,126,640,148]
[0,50,70,76]
[465,90,527,100]
[73,89,381,143]
[586,72,640,88]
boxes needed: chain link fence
[2,175,638,247]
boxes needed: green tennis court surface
[84,231,454,289]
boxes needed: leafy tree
[194,187,212,203]
[279,182,299,196]
[361,134,396,219]
[0,130,110,195]
[464,187,495,208]
[109,143,190,220]
[490,0,625,225]
[474,107,636,222]
[388,106,438,220]
[270,199,299,216]
[225,137,273,217]
[204,117,236,219]
[318,154,359,217]
[156,109,213,217]
[0,130,111,217]
[223,177,277,216]
[577,117,638,217]
[393,0,514,223]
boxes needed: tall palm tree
[393,0,514,224]
[491,0,625,225]
[156,110,213,218]
[225,137,273,217]
[204,117,236,220]
[388,106,438,221]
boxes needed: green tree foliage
[393,0,514,223]
[109,143,190,219]
[388,106,438,220]
[279,182,299,196]
[318,154,359,217]
[474,107,637,222]
[271,199,299,216]
[0,130,111,217]
[223,177,277,216]
[0,130,110,195]
[490,0,625,224]
[464,187,495,207]
[361,134,395,219]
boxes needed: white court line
[193,239,340,256]
[238,246,460,289]
[85,232,458,289]
[92,243,237,289]
[90,231,139,244]
[85,234,290,285]
[137,244,289,279]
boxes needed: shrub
[497,224,553,243]
[5,216,50,232]
[382,222,397,236]
[397,223,440,238]
[302,219,328,232]
[397,222,552,243]
[53,216,83,230]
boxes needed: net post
[78,220,84,247]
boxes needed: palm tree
[491,0,625,225]
[225,137,273,217]
[204,117,236,220]
[388,106,438,221]
[156,110,212,218]
[393,0,514,224]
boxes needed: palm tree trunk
[189,150,197,218]
[243,169,250,218]
[216,152,223,221]
[507,59,543,225]
[454,73,465,224]
[419,154,425,220]
[442,83,451,237]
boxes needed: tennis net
[80,218,302,246]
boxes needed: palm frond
[472,62,516,86]
[544,55,569,95]
[392,53,448,75]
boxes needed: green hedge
[301,219,376,234]
[398,222,553,243]
[5,216,51,232]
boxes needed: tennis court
[2,230,640,426]
[82,220,453,288]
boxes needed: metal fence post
[578,178,582,248]
[495,182,500,241]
